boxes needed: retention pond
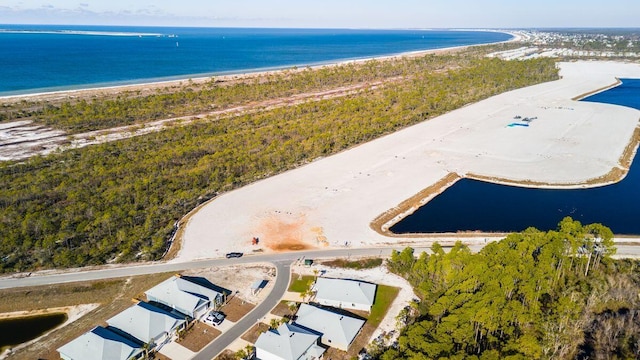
[0,312,67,351]
[391,79,640,234]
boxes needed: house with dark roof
[145,275,225,319]
[57,326,144,360]
[106,301,186,349]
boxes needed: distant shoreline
[0,29,517,102]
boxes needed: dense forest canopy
[0,56,558,272]
[381,218,640,360]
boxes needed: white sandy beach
[0,31,517,103]
[177,61,640,262]
[0,36,518,161]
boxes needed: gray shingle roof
[106,302,185,344]
[145,276,222,317]
[255,323,324,360]
[57,326,143,360]
[293,304,364,350]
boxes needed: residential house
[255,322,326,360]
[145,275,225,319]
[293,303,365,351]
[106,301,186,349]
[57,326,144,360]
[313,278,376,312]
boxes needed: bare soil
[270,300,298,319]
[240,322,270,344]
[257,214,316,252]
[214,349,237,360]
[177,321,221,352]
[183,264,276,310]
[221,296,256,323]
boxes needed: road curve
[191,260,292,360]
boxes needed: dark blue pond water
[390,79,640,234]
[0,312,67,349]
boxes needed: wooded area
[381,218,640,360]
[0,55,558,272]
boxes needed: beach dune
[177,61,640,262]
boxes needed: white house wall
[315,299,371,312]
[256,348,285,360]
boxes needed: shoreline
[0,30,518,102]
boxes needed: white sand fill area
[176,61,640,262]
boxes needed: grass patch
[369,285,400,328]
[287,274,315,293]
[321,257,384,270]
[323,284,401,360]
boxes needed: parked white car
[203,311,225,326]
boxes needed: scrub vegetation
[321,257,384,269]
[380,218,640,360]
[0,53,558,272]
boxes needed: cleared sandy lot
[177,61,640,262]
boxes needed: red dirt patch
[256,214,316,252]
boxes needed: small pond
[0,312,67,350]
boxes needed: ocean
[0,25,511,95]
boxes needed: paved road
[191,260,292,360]
[3,244,640,290]
[2,243,639,360]
[0,247,432,290]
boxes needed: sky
[1,0,639,29]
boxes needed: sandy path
[0,31,520,161]
[178,61,640,262]
[0,79,394,161]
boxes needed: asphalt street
[2,244,640,290]
[191,260,292,360]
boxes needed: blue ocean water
[0,25,511,95]
[390,79,640,235]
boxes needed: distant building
[106,301,186,349]
[251,279,268,295]
[255,322,326,360]
[57,326,144,360]
[312,277,377,312]
[145,275,225,319]
[293,303,365,351]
